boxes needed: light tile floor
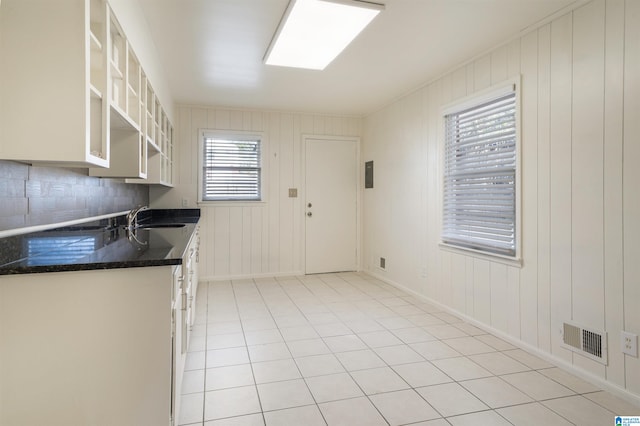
[179,273,640,426]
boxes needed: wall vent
[561,322,607,365]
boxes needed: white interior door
[305,137,358,274]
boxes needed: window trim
[198,130,267,205]
[440,77,521,262]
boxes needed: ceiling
[138,0,581,116]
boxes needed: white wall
[151,106,362,279]
[363,0,640,401]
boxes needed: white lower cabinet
[0,266,187,426]
[172,226,199,424]
[182,226,200,353]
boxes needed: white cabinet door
[0,267,174,425]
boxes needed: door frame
[301,134,362,275]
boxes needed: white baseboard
[364,269,640,409]
[199,271,303,282]
[200,269,368,282]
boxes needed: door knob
[308,202,312,208]
[307,212,312,217]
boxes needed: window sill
[439,242,523,268]
[197,200,267,208]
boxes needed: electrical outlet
[379,257,386,270]
[621,331,638,357]
[182,198,189,207]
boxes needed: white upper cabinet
[0,0,173,184]
[127,84,174,186]
[91,7,173,184]
[0,0,109,167]
[90,10,146,178]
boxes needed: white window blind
[202,136,262,201]
[443,90,517,257]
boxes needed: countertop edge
[0,259,182,276]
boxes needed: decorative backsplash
[0,160,149,231]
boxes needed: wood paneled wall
[151,107,362,279]
[362,0,640,401]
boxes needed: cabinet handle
[171,309,175,338]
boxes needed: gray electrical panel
[365,161,373,188]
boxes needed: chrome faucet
[126,205,148,231]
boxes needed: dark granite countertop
[0,209,200,275]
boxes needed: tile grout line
[182,273,636,426]
[231,278,268,426]
[254,276,325,424]
[261,275,335,425]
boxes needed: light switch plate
[621,331,638,357]
[288,188,298,198]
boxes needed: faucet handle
[127,205,148,230]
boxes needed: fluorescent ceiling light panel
[265,0,384,70]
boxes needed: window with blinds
[442,88,517,257]
[201,135,262,201]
